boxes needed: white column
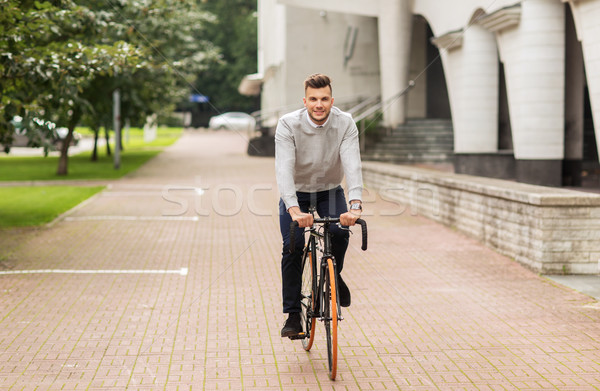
[497,0,565,160]
[377,0,412,127]
[432,22,498,153]
[453,25,499,153]
[564,4,584,162]
[569,0,600,163]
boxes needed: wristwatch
[349,202,362,212]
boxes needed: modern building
[244,0,600,188]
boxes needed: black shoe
[281,312,302,338]
[337,274,351,307]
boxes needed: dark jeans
[279,186,349,313]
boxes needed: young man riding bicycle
[275,73,364,338]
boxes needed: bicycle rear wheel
[300,244,316,351]
[324,257,338,380]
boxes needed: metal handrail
[352,81,416,152]
[353,101,384,123]
[353,81,415,124]
[347,95,381,116]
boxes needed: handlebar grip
[289,221,300,253]
[356,218,368,251]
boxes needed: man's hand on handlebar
[340,210,361,226]
[288,207,368,253]
[340,201,362,226]
[288,206,314,228]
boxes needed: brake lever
[336,223,353,233]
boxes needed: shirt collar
[306,110,330,128]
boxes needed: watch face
[350,203,362,210]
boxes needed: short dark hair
[304,73,332,94]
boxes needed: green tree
[0,0,143,174]
[194,0,258,112]
[1,0,215,175]
[78,0,216,160]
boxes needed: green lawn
[75,126,182,149]
[0,127,182,227]
[0,186,105,227]
[0,127,182,181]
[0,149,167,181]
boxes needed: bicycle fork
[318,256,343,322]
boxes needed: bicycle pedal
[288,332,306,340]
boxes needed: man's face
[303,86,334,125]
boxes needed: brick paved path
[2,131,600,390]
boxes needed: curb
[46,185,111,228]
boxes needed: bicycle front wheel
[324,257,338,380]
[300,245,316,351]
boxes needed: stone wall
[363,161,600,274]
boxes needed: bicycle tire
[300,245,316,351]
[324,257,338,380]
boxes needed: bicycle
[289,207,367,380]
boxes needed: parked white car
[208,112,256,132]
[2,117,80,149]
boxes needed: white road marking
[64,216,199,222]
[0,267,189,276]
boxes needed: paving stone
[1,131,600,389]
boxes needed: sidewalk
[1,130,600,390]
[3,136,106,157]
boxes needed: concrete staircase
[363,119,454,164]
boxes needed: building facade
[252,0,600,187]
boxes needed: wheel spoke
[300,246,316,351]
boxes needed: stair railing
[352,81,416,152]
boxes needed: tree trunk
[91,125,99,161]
[104,122,111,156]
[119,125,124,151]
[57,108,81,176]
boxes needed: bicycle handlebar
[289,218,368,254]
